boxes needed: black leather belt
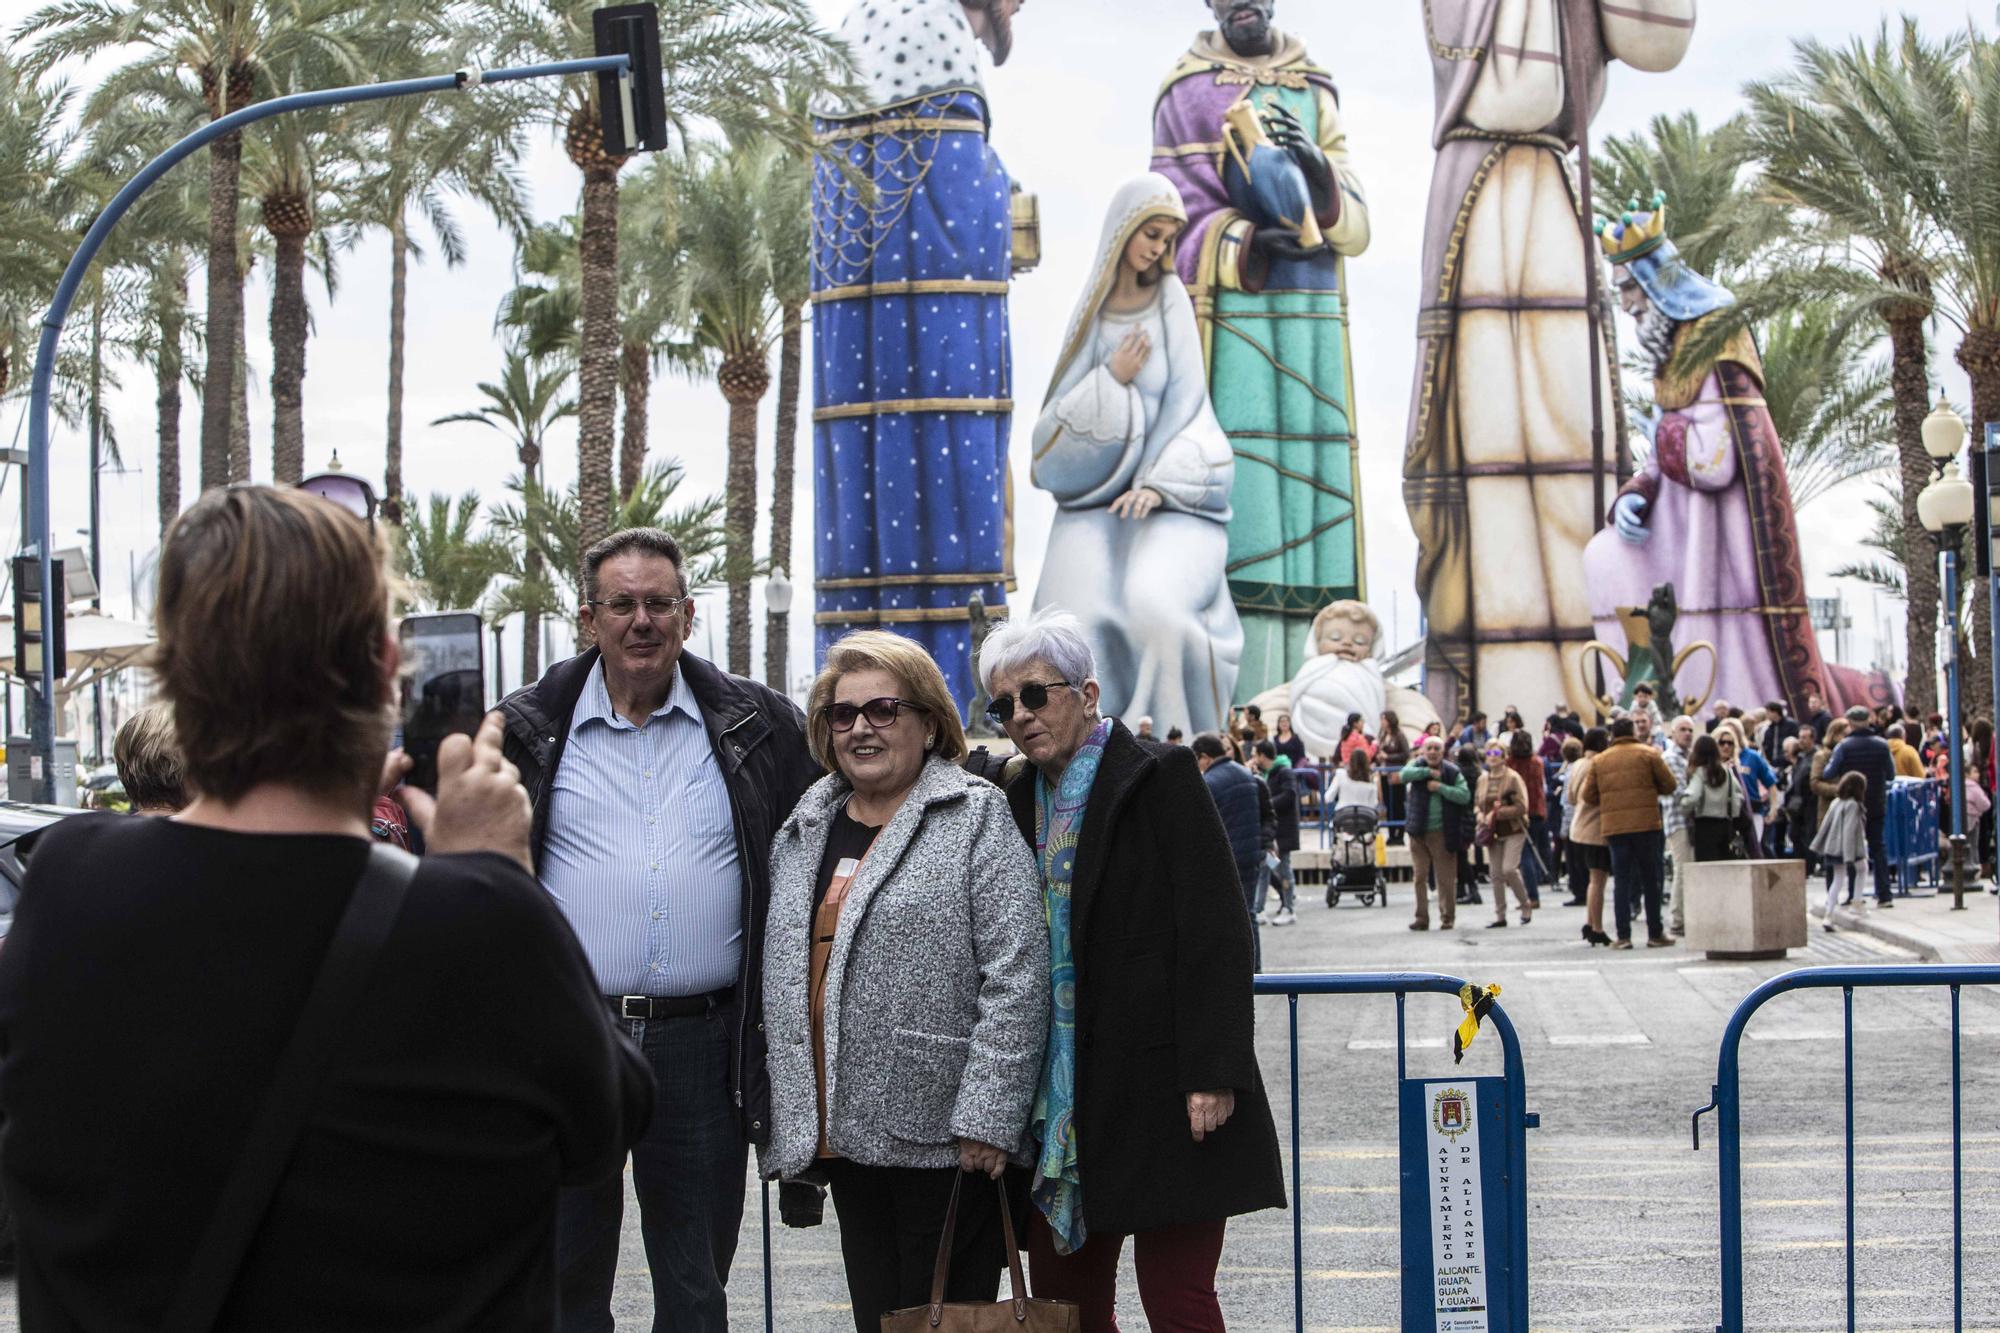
[609,988,733,1020]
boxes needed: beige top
[1566,755,1604,845]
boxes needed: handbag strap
[162,843,419,1333]
[924,1172,1033,1325]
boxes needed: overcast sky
[6,0,1989,696]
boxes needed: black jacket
[1823,729,1897,825]
[1203,758,1271,883]
[1267,763,1301,853]
[1006,723,1285,1235]
[499,648,819,1145]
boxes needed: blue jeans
[558,1008,746,1333]
[1608,828,1666,942]
[1865,817,1893,904]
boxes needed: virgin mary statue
[1030,174,1241,734]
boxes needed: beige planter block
[1682,859,1808,960]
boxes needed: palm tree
[0,55,79,403]
[401,491,511,612]
[764,102,813,691]
[16,0,365,491]
[1594,112,1785,285]
[349,17,533,522]
[491,458,728,612]
[479,0,836,564]
[642,136,803,675]
[1743,20,1964,717]
[433,346,576,679]
[1758,303,1894,512]
[246,107,338,485]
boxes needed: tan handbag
[881,1174,1082,1333]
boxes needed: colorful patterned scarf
[1029,717,1111,1256]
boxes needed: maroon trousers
[1025,1208,1228,1332]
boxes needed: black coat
[1267,763,1301,853]
[499,648,820,1146]
[1006,722,1285,1236]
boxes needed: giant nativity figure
[1029,175,1241,736]
[1582,201,1894,716]
[1402,0,1695,727]
[811,0,1026,711]
[1151,0,1373,700]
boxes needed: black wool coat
[1005,722,1286,1236]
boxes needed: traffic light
[593,3,668,156]
[12,556,66,682]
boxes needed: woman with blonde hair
[762,631,1049,1332]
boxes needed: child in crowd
[1810,771,1869,930]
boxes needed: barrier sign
[1401,1077,1518,1332]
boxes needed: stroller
[1325,805,1384,908]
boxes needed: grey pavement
[6,873,1998,1331]
[1813,876,2000,964]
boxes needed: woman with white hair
[977,607,1282,1331]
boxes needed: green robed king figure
[1150,0,1373,699]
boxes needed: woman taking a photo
[1476,743,1533,927]
[1682,733,1745,862]
[981,608,1282,1332]
[762,633,1049,1333]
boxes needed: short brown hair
[583,528,686,602]
[153,486,392,805]
[113,702,188,812]
[805,631,969,774]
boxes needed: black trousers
[822,1159,1005,1333]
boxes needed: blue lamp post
[1919,396,1974,909]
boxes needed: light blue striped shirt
[541,659,743,996]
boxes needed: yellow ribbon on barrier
[1452,982,1501,1065]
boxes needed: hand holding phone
[404,712,533,873]
[400,613,486,792]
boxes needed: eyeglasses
[986,680,1073,724]
[588,595,691,620]
[824,697,927,732]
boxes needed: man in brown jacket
[1581,718,1678,949]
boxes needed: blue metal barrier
[1252,972,1534,1332]
[1692,964,2000,1333]
[756,972,1532,1332]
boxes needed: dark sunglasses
[986,680,1073,724]
[824,697,927,732]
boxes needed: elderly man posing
[501,528,819,1333]
[1581,718,1677,949]
[1660,715,1697,934]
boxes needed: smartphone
[399,612,487,793]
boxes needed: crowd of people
[0,485,1283,1333]
[1248,688,1998,947]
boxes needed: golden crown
[1595,192,1669,265]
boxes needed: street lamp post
[1919,396,1974,909]
[763,568,792,693]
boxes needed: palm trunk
[229,310,252,484]
[200,126,244,491]
[383,213,410,524]
[765,305,803,690]
[523,455,544,681]
[155,264,186,538]
[268,226,308,485]
[1889,312,1937,717]
[576,163,622,604]
[1959,328,2000,722]
[620,340,649,501]
[722,357,768,677]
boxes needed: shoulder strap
[162,843,418,1333]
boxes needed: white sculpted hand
[1108,328,1152,385]
[1187,1089,1236,1142]
[1108,487,1163,520]
[1613,493,1651,546]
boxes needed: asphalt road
[5,884,1995,1332]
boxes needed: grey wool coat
[760,755,1050,1181]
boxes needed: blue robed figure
[812,0,1021,715]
